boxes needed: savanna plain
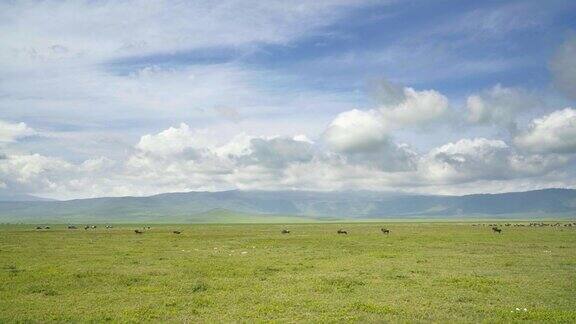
[1,222,575,322]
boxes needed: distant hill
[0,189,575,223]
[0,191,55,202]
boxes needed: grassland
[1,222,575,322]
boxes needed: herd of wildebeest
[31,222,576,235]
[472,222,576,233]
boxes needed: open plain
[1,222,575,322]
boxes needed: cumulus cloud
[281,137,566,192]
[324,83,450,154]
[135,124,314,167]
[120,126,319,196]
[343,142,418,172]
[379,87,450,127]
[238,137,314,168]
[422,138,511,183]
[514,108,576,154]
[135,123,213,157]
[324,109,389,153]
[0,153,72,194]
[419,138,565,184]
[320,83,451,174]
[1,120,571,199]
[0,120,36,143]
[466,84,537,131]
[550,35,576,99]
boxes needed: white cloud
[550,35,576,99]
[1,121,571,199]
[79,157,117,173]
[323,83,450,155]
[134,124,315,168]
[136,123,214,157]
[514,108,576,154]
[324,109,389,153]
[0,120,36,143]
[0,0,375,67]
[344,142,418,172]
[431,1,546,40]
[0,153,72,194]
[380,87,449,127]
[239,137,314,168]
[419,138,565,184]
[118,127,318,197]
[466,84,537,130]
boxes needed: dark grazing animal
[337,229,348,235]
[173,231,181,234]
[35,226,42,230]
[44,226,50,229]
[381,228,390,234]
[134,230,143,234]
[68,225,77,229]
[492,227,502,233]
[84,226,89,230]
[281,229,290,234]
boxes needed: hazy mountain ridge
[0,189,575,223]
[0,191,55,202]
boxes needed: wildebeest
[337,229,348,235]
[44,226,50,229]
[35,226,42,230]
[173,231,181,234]
[381,228,390,234]
[492,226,502,233]
[84,225,89,230]
[281,229,290,234]
[91,225,97,229]
[134,230,143,234]
[68,225,77,229]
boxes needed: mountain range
[1,188,575,223]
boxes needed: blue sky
[107,0,575,92]
[1,0,575,199]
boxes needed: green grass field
[1,222,575,322]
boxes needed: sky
[1,0,576,200]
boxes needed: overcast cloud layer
[1,0,576,199]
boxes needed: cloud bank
[3,98,575,199]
